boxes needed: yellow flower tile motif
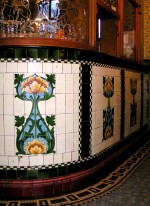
[25,139,47,154]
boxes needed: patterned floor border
[0,140,149,206]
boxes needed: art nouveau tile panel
[91,65,121,156]
[124,71,141,137]
[0,61,80,167]
[143,74,149,126]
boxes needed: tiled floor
[0,141,149,206]
[82,153,150,206]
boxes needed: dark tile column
[80,64,91,158]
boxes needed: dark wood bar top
[0,37,94,51]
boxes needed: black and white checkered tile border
[0,58,120,69]
[79,65,82,160]
[89,65,93,155]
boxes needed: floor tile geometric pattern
[0,140,149,206]
[83,149,150,206]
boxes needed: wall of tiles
[91,65,121,155]
[0,61,80,167]
[0,59,148,171]
[124,71,141,137]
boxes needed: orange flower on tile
[25,139,46,154]
[22,75,48,94]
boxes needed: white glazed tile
[95,144,102,155]
[0,62,6,73]
[73,94,79,113]
[66,94,73,114]
[4,116,15,135]
[4,73,14,94]
[63,152,71,163]
[56,133,66,153]
[66,114,73,133]
[18,62,28,73]
[43,62,52,73]
[56,94,65,114]
[73,113,79,133]
[113,92,121,107]
[91,146,96,156]
[114,106,121,122]
[94,93,101,111]
[114,120,121,137]
[0,95,3,114]
[55,74,65,94]
[38,101,46,115]
[125,71,130,78]
[95,127,103,144]
[125,91,132,104]
[66,74,73,93]
[18,155,29,167]
[114,76,121,92]
[63,63,71,73]
[71,63,80,74]
[43,154,54,165]
[5,135,15,155]
[0,156,8,165]
[73,74,80,93]
[28,62,42,73]
[92,75,103,94]
[53,63,62,73]
[46,98,55,115]
[56,114,66,134]
[29,155,43,166]
[91,111,96,130]
[14,97,24,115]
[0,135,4,155]
[25,101,32,115]
[0,74,3,94]
[54,153,62,164]
[111,69,118,77]
[95,93,108,110]
[95,110,103,128]
[9,156,18,167]
[71,151,78,161]
[92,98,96,112]
[91,129,96,146]
[100,96,108,110]
[92,65,98,75]
[98,67,109,77]
[0,116,4,135]
[125,77,130,91]
[7,62,18,73]
[65,133,74,152]
[4,95,13,115]
[99,140,107,152]
[73,133,79,151]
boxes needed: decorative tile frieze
[0,57,148,173]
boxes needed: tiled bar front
[0,47,149,199]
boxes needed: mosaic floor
[0,141,149,206]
